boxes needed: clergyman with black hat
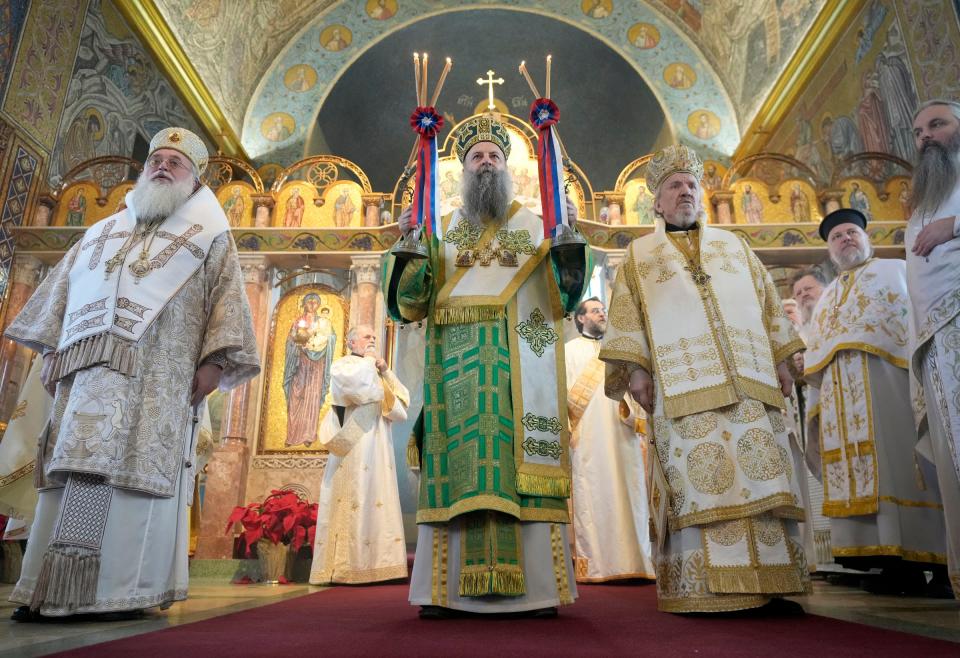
[386,115,588,617]
[600,144,811,614]
[804,208,948,594]
[5,127,260,621]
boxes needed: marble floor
[0,577,957,657]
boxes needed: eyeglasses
[146,155,188,172]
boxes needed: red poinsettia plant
[224,489,318,557]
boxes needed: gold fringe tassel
[406,434,420,470]
[29,544,100,612]
[516,472,570,499]
[706,565,804,595]
[51,332,139,382]
[433,305,505,326]
[458,566,526,597]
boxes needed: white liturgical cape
[309,355,409,585]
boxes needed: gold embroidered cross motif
[445,221,483,267]
[647,243,685,283]
[515,307,559,357]
[702,241,742,274]
[150,224,206,269]
[82,219,131,270]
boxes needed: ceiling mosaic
[154,0,827,164]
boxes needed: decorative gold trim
[772,338,806,368]
[311,563,407,585]
[658,593,769,614]
[415,495,570,524]
[670,493,803,532]
[0,462,34,487]
[832,545,947,565]
[804,342,909,377]
[878,495,944,510]
[575,571,656,583]
[706,565,805,595]
[733,1,865,160]
[113,1,247,159]
[551,523,574,605]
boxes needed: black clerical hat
[818,208,868,241]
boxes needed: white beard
[130,174,195,224]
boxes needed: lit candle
[429,57,452,107]
[545,55,552,99]
[518,61,541,99]
[421,52,429,106]
[413,53,421,105]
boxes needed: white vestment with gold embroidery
[309,355,409,585]
[804,258,946,566]
[906,181,960,593]
[566,335,655,582]
[601,222,810,613]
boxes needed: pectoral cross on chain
[82,219,131,271]
[477,70,504,111]
[685,264,711,287]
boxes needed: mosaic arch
[243,1,739,165]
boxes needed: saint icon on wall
[283,294,337,447]
[66,189,87,226]
[222,187,245,226]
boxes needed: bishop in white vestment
[566,298,655,582]
[602,145,810,614]
[309,326,409,585]
[5,128,260,619]
[905,100,960,595]
[806,209,947,591]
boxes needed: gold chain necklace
[104,219,163,283]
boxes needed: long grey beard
[461,168,513,223]
[910,135,960,216]
[130,174,195,224]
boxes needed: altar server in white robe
[4,127,260,621]
[906,99,960,597]
[805,208,947,593]
[601,144,810,615]
[309,325,409,585]
[566,297,655,582]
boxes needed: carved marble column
[0,255,43,419]
[361,194,384,227]
[712,191,734,225]
[251,194,275,228]
[603,251,626,289]
[819,189,845,215]
[194,257,270,559]
[350,255,383,332]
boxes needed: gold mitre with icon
[645,144,703,193]
[454,116,512,162]
[148,127,208,174]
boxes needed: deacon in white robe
[309,325,409,585]
[806,209,947,592]
[566,298,655,582]
[905,100,960,596]
[4,128,259,620]
[602,145,810,615]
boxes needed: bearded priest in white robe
[906,100,960,597]
[309,325,409,585]
[566,297,655,582]
[805,209,947,593]
[601,145,810,614]
[5,127,260,621]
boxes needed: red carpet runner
[52,583,958,657]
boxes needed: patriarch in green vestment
[386,115,588,616]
